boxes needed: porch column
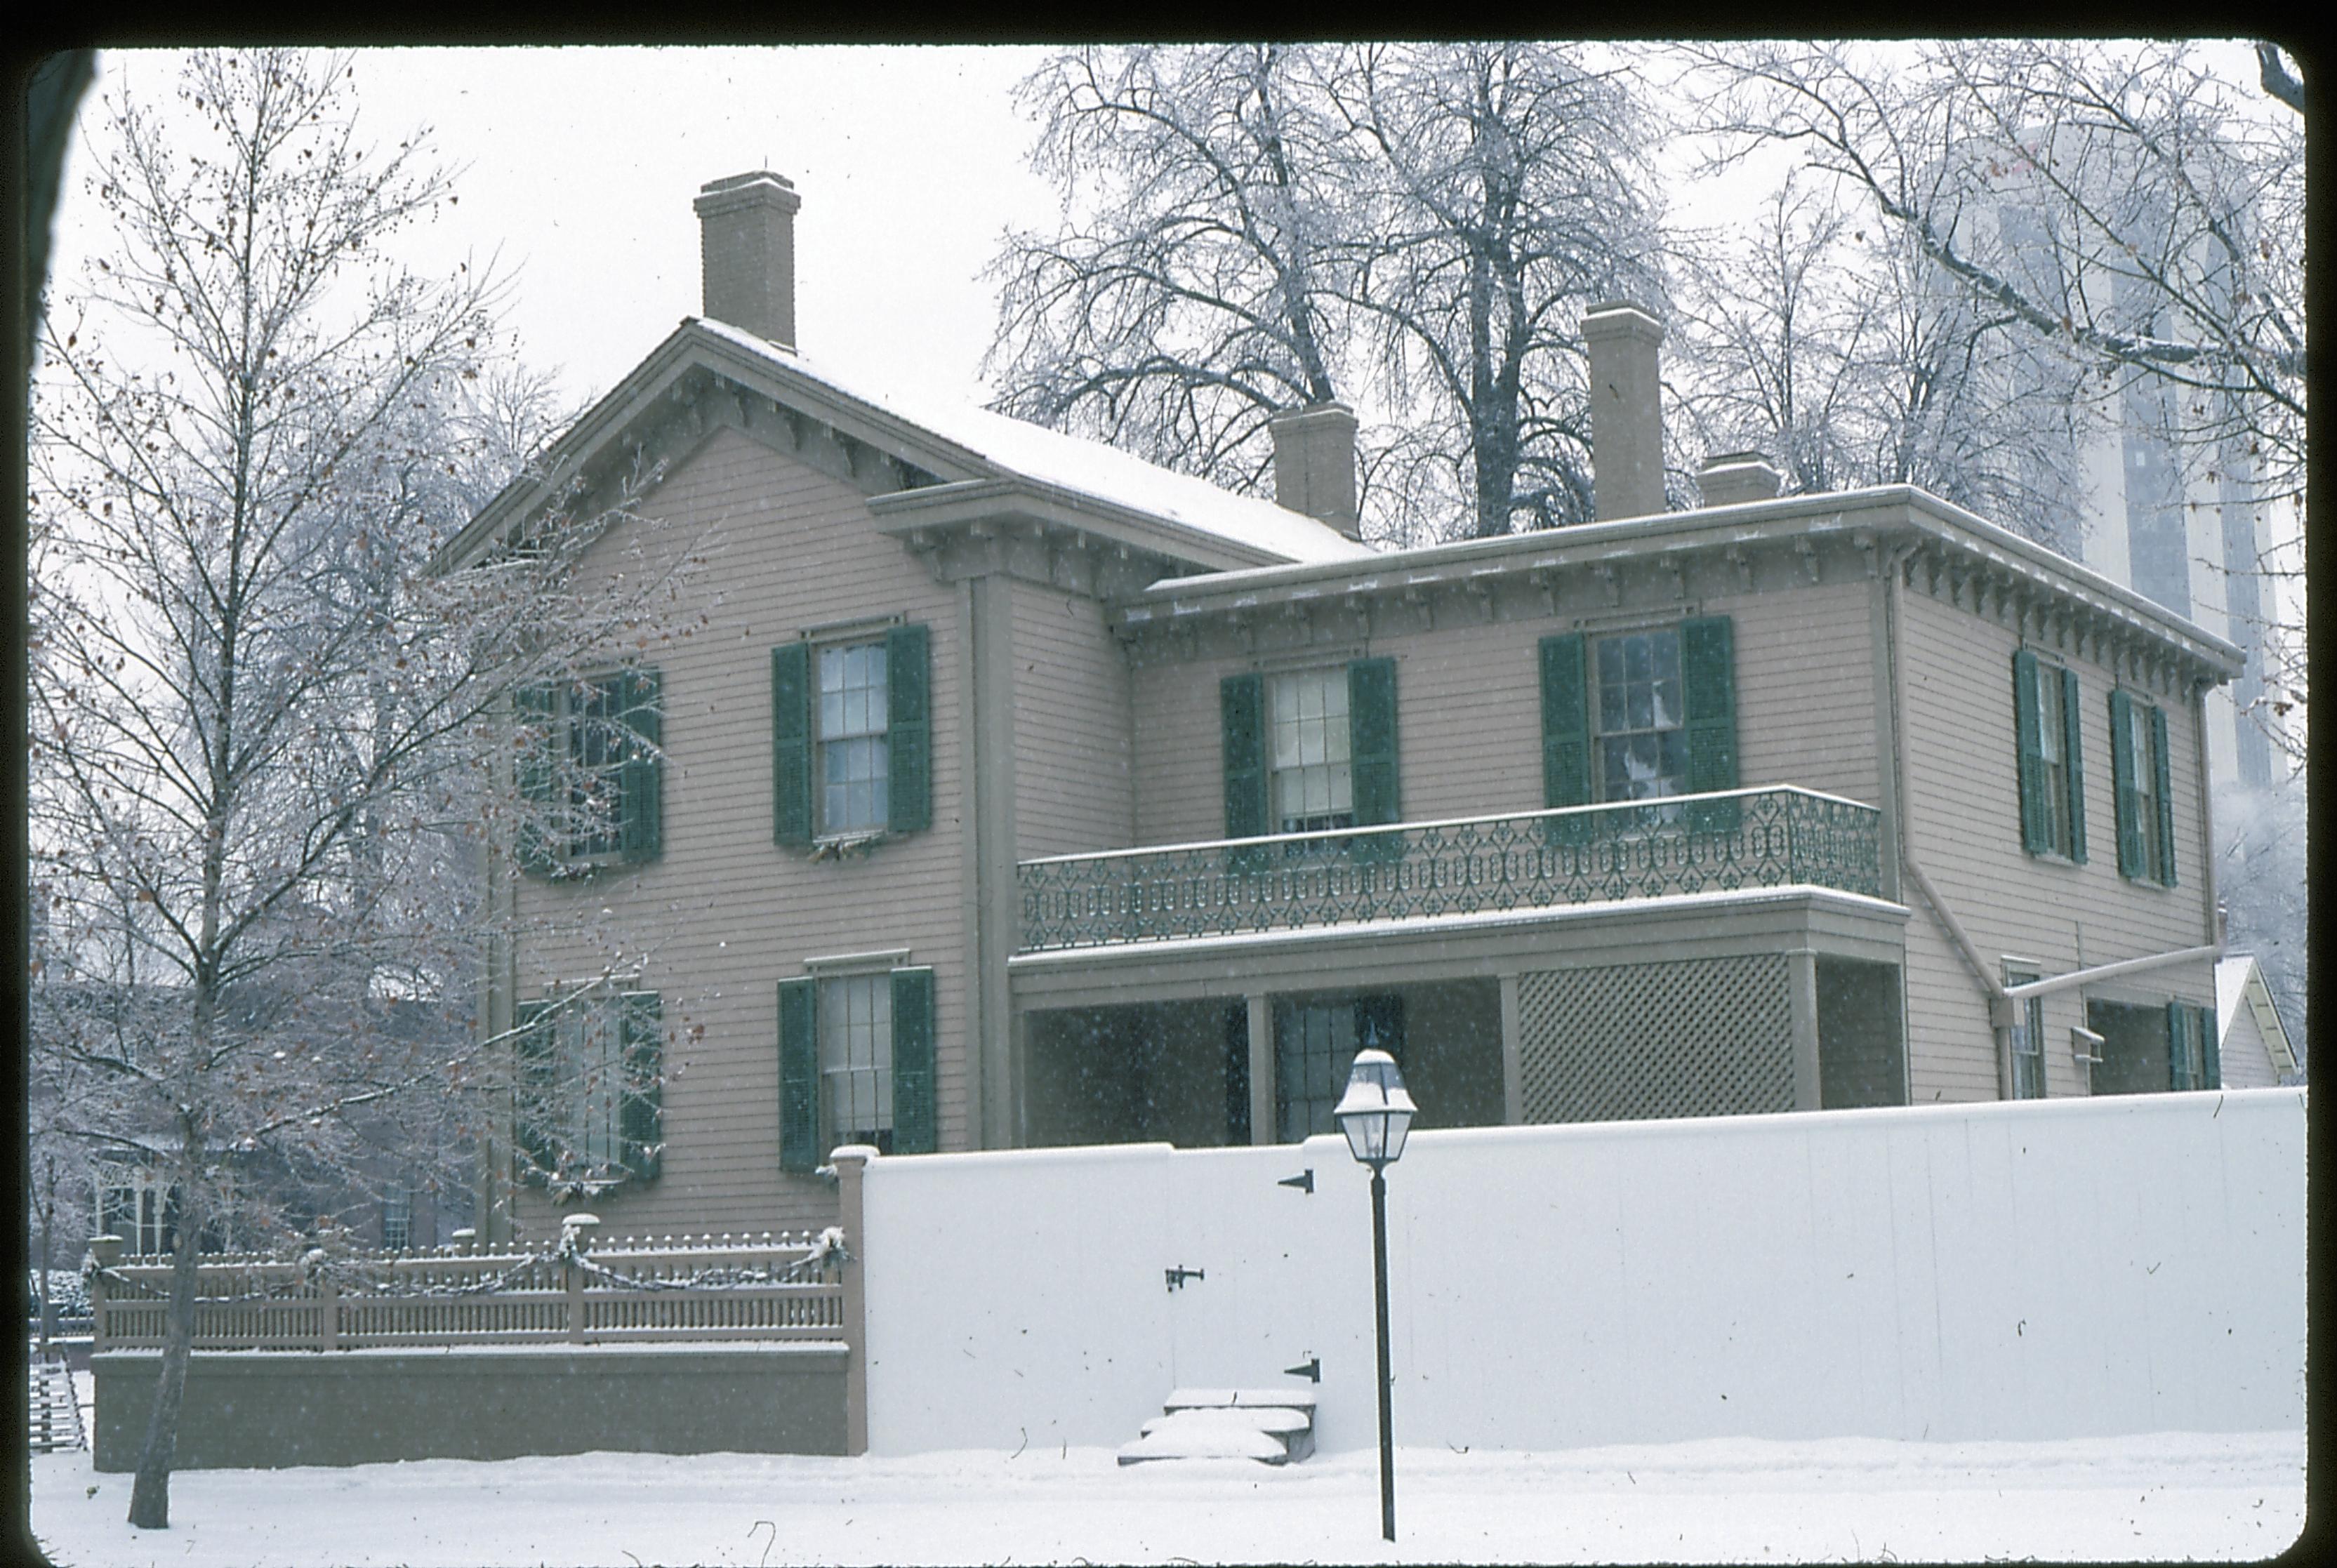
[1788,949,1822,1111]
[1498,973,1525,1124]
[1246,993,1275,1144]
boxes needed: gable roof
[438,318,1373,575]
[2216,956,2299,1075]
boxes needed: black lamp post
[1333,1047,1416,1543]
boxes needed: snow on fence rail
[86,1228,846,1352]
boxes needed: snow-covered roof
[2216,955,2298,1072]
[691,318,1374,568]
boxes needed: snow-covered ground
[30,1428,2303,1566]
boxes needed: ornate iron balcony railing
[1017,787,1883,953]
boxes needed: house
[2213,955,2300,1088]
[436,172,2246,1246]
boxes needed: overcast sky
[55,46,1066,415]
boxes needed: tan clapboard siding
[1895,585,2216,1105]
[1130,580,1883,845]
[510,427,972,1242]
[1010,580,1135,858]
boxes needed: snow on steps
[27,1359,86,1454]
[1116,1388,1318,1466]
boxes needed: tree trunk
[126,1166,202,1529]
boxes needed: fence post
[317,1270,338,1353]
[831,1145,874,1457]
[562,1213,598,1346]
[88,1235,122,1354]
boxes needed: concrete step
[1118,1386,1317,1466]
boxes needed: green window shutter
[1681,616,1740,794]
[618,991,663,1181]
[2013,650,2048,855]
[2200,1005,2221,1090]
[618,668,663,864]
[1222,673,1268,839]
[514,684,558,876]
[2109,689,2143,878]
[514,999,555,1185]
[1348,658,1401,828]
[2060,666,2086,865]
[887,623,932,835]
[778,977,819,1173]
[1539,634,1589,809]
[2150,703,2177,886]
[890,966,937,1155]
[2166,1001,2192,1091]
[772,644,812,847]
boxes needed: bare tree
[985,45,1354,496]
[1674,39,2305,754]
[1669,174,2096,550]
[29,49,694,1529]
[987,43,1662,544]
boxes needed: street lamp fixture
[1333,1048,1415,1543]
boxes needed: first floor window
[819,641,890,835]
[821,973,894,1152]
[2167,1001,2218,1091]
[1595,629,1688,800]
[1273,995,1404,1142]
[380,1185,414,1251]
[96,1165,174,1257]
[1269,667,1354,833]
[2006,969,2046,1100]
[516,988,664,1189]
[778,965,936,1171]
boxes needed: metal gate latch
[1164,1265,1205,1292]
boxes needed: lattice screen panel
[1518,955,1793,1124]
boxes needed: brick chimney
[1581,303,1667,521]
[1269,401,1361,538]
[1696,451,1784,507]
[694,171,802,350]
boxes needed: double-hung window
[773,624,931,845]
[2011,650,2085,861]
[778,965,936,1170]
[819,642,890,836]
[515,668,664,872]
[515,988,664,1191]
[380,1185,414,1251]
[2004,966,2046,1100]
[1540,617,1737,825]
[2110,689,2177,886]
[1268,668,1354,833]
[1221,658,1398,844]
[1594,629,1689,800]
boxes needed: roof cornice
[1113,486,2242,679]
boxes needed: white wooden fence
[88,1228,845,1351]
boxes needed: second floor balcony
[1016,786,1886,955]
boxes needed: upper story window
[1268,668,1355,833]
[819,642,891,836]
[517,669,663,874]
[2110,689,2176,887]
[1222,658,1398,843]
[2012,650,2085,863]
[1540,618,1736,815]
[1594,630,1688,800]
[773,624,932,847]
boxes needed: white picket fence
[89,1230,845,1351]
